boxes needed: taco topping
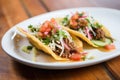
[28,18,85,61]
[61,12,115,48]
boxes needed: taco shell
[56,18,112,47]
[17,27,83,61]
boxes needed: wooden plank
[21,0,47,16]
[8,62,111,80]
[0,7,10,56]
[0,4,13,80]
[1,0,28,27]
[42,0,94,11]
[105,56,120,79]
[0,0,29,80]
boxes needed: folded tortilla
[17,27,83,61]
[56,18,112,47]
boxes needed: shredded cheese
[59,37,64,56]
[62,30,73,43]
[48,40,56,51]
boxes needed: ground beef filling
[93,28,105,40]
[78,19,88,27]
[54,38,79,58]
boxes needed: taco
[57,12,115,49]
[17,18,85,61]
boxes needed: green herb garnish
[28,24,33,28]
[28,25,39,32]
[62,15,69,26]
[22,45,33,53]
[95,22,102,28]
[42,37,51,45]
[79,12,84,17]
[59,30,67,38]
[27,46,33,50]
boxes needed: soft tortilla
[56,18,111,47]
[17,27,83,61]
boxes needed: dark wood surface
[0,0,120,80]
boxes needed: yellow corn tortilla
[63,26,98,47]
[17,27,83,61]
[56,18,111,47]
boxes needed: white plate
[1,7,120,69]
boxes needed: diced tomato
[72,20,77,26]
[70,20,78,29]
[40,26,46,32]
[40,26,47,32]
[71,13,79,20]
[51,18,56,23]
[39,18,57,37]
[70,54,81,61]
[104,44,116,50]
[46,28,51,32]
[40,21,50,32]
[70,13,79,28]
[38,32,43,37]
[39,20,53,35]
[70,20,73,25]
[44,31,49,35]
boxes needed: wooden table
[0,0,120,80]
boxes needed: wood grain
[0,0,28,80]
[0,0,120,80]
[1,0,28,26]
[21,0,47,16]
[105,56,120,79]
[0,4,10,79]
[9,62,111,80]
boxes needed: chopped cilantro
[53,34,60,40]
[59,30,67,38]
[31,28,36,32]
[42,37,51,45]
[62,15,69,26]
[27,46,33,50]
[82,56,86,61]
[28,24,39,32]
[52,30,67,40]
[28,24,33,28]
[95,22,102,28]
[91,22,102,28]
[79,12,84,17]
[22,45,33,53]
